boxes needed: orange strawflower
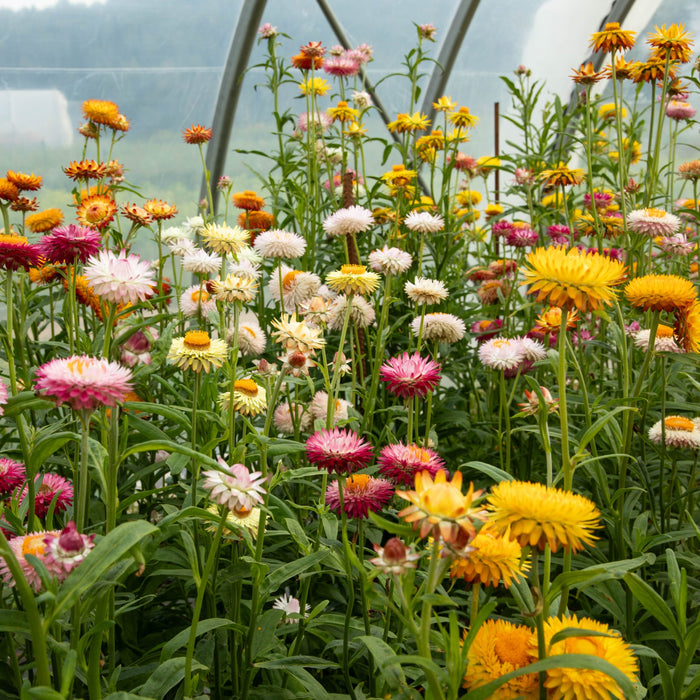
[648,23,694,63]
[291,53,323,70]
[183,124,213,144]
[0,178,19,202]
[238,210,274,231]
[590,22,636,54]
[10,196,39,213]
[82,99,120,126]
[76,194,117,230]
[630,58,677,84]
[232,190,265,211]
[121,203,153,227]
[63,160,107,181]
[25,208,64,233]
[6,171,42,192]
[144,199,178,220]
[570,62,604,84]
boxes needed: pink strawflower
[627,208,681,237]
[0,378,7,416]
[43,521,95,580]
[377,442,445,485]
[325,474,394,519]
[470,318,503,342]
[0,458,25,497]
[35,355,134,412]
[309,390,351,426]
[505,227,538,247]
[418,23,437,41]
[323,55,360,77]
[84,249,155,305]
[298,111,332,133]
[452,152,478,174]
[513,168,535,185]
[584,191,615,210]
[202,458,266,514]
[370,537,421,575]
[0,531,60,592]
[120,328,158,367]
[179,285,217,318]
[380,352,441,400]
[659,233,694,256]
[258,23,278,38]
[273,402,311,434]
[666,100,696,121]
[305,427,373,475]
[547,224,572,245]
[491,221,513,238]
[23,473,74,518]
[37,224,102,264]
[273,592,310,623]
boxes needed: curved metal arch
[200,0,268,213]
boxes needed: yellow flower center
[340,264,366,275]
[565,635,604,657]
[283,270,302,289]
[346,474,371,492]
[420,482,465,518]
[0,235,29,245]
[645,208,667,218]
[65,358,88,375]
[657,324,674,337]
[22,534,47,558]
[190,290,209,302]
[242,325,256,338]
[183,330,211,349]
[664,416,695,432]
[494,627,533,667]
[408,446,432,463]
[234,379,259,397]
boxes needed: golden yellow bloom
[598,103,626,120]
[484,203,504,219]
[143,198,178,221]
[220,379,268,417]
[576,211,624,238]
[463,619,538,699]
[630,58,677,84]
[534,306,579,334]
[456,189,482,207]
[327,100,358,123]
[381,164,417,189]
[205,503,263,540]
[449,106,479,128]
[82,99,120,125]
[397,470,486,544]
[446,127,471,144]
[344,121,367,138]
[539,615,638,700]
[624,274,697,312]
[299,77,330,96]
[433,95,457,112]
[540,191,565,208]
[609,138,641,165]
[540,162,585,187]
[451,524,530,588]
[326,264,380,296]
[270,313,325,352]
[675,299,700,352]
[167,330,228,373]
[0,178,19,202]
[25,208,64,233]
[6,171,42,192]
[387,111,430,133]
[487,480,601,553]
[604,55,636,80]
[570,62,604,84]
[29,263,63,285]
[201,224,250,256]
[416,130,444,151]
[476,156,500,175]
[590,22,636,54]
[648,23,694,63]
[522,246,626,312]
[76,194,117,230]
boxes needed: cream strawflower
[368,245,413,275]
[410,312,465,343]
[271,313,325,352]
[404,210,444,233]
[167,330,228,373]
[254,229,307,259]
[405,277,448,305]
[309,390,351,425]
[327,295,376,329]
[200,223,250,255]
[83,250,155,305]
[648,415,700,448]
[168,237,196,257]
[207,273,258,303]
[229,312,266,355]
[322,206,374,237]
[478,337,525,370]
[182,248,222,275]
[180,285,217,318]
[326,264,380,296]
[219,379,268,417]
[269,265,321,312]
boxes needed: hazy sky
[0,0,105,9]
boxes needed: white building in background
[0,89,73,147]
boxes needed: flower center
[65,357,88,375]
[565,636,604,657]
[234,379,258,397]
[283,270,302,289]
[657,324,674,338]
[0,235,29,246]
[664,416,695,432]
[645,208,667,218]
[346,474,371,493]
[407,446,431,464]
[190,290,209,302]
[183,330,211,350]
[242,325,256,338]
[494,627,533,667]
[340,264,366,275]
[22,534,47,558]
[38,483,52,495]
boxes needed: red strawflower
[0,235,42,271]
[37,225,102,264]
[22,473,74,518]
[305,427,373,474]
[325,474,394,519]
[0,459,26,497]
[379,352,441,400]
[377,442,446,485]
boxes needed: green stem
[557,308,572,489]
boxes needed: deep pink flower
[470,318,503,343]
[43,521,94,580]
[120,328,158,367]
[380,352,441,400]
[35,355,134,412]
[305,427,373,474]
[377,443,445,485]
[584,191,615,210]
[491,221,513,238]
[547,224,572,245]
[0,459,25,497]
[325,474,394,518]
[0,530,60,592]
[22,473,74,518]
[0,378,8,416]
[505,227,538,247]
[37,224,102,264]
[0,237,41,271]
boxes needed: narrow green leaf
[624,573,682,645]
[265,549,330,593]
[458,460,514,483]
[139,657,207,699]
[251,609,284,661]
[160,618,244,663]
[254,655,340,670]
[357,636,406,690]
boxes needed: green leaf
[28,431,79,475]
[250,609,284,661]
[0,609,30,635]
[574,405,635,456]
[160,618,244,663]
[458,460,514,483]
[282,665,330,699]
[265,549,330,593]
[119,440,220,470]
[139,657,207,699]
[47,520,157,626]
[254,655,340,670]
[105,693,155,700]
[357,636,406,691]
[25,688,64,700]
[624,572,683,646]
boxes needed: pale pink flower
[659,233,694,256]
[666,100,696,121]
[323,56,360,77]
[273,591,310,623]
[370,537,421,575]
[35,355,133,412]
[404,211,444,233]
[478,337,525,371]
[309,390,351,425]
[323,206,374,237]
[84,250,155,305]
[182,248,222,275]
[43,521,95,580]
[514,168,535,185]
[0,531,60,592]
[298,111,332,133]
[273,402,311,434]
[258,23,278,38]
[627,208,681,237]
[202,458,266,513]
[0,378,7,416]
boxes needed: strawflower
[200,224,250,255]
[254,229,306,258]
[84,250,155,305]
[518,386,559,415]
[0,458,25,497]
[368,245,412,274]
[405,276,448,305]
[326,264,380,296]
[38,225,102,264]
[327,295,375,330]
[380,352,441,399]
[624,274,696,312]
[272,592,310,623]
[411,312,465,343]
[590,22,636,53]
[627,208,680,237]
[377,442,445,485]
[305,427,373,475]
[207,273,258,304]
[27,473,73,518]
[0,235,42,271]
[0,531,60,592]
[43,521,95,579]
[220,379,267,417]
[270,313,325,352]
[648,415,700,448]
[325,474,394,519]
[322,206,374,237]
[167,330,228,373]
[202,458,266,513]
[182,124,213,144]
[632,324,682,353]
[370,537,421,575]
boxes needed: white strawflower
[327,295,375,329]
[234,245,264,268]
[269,264,321,312]
[368,245,413,275]
[182,216,204,235]
[229,312,266,356]
[404,211,444,233]
[478,337,525,370]
[633,326,682,353]
[161,225,186,245]
[183,248,222,275]
[309,390,352,425]
[254,229,307,259]
[180,285,217,318]
[84,250,155,305]
[323,206,374,237]
[228,257,262,281]
[168,237,196,257]
[649,416,700,448]
[405,277,448,305]
[516,336,547,362]
[411,312,465,343]
[352,90,372,109]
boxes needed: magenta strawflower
[83,249,155,305]
[23,473,74,518]
[323,55,360,77]
[0,458,25,497]
[547,224,572,245]
[0,235,42,271]
[43,521,95,580]
[0,378,8,416]
[35,355,134,412]
[37,224,102,264]
[505,227,539,247]
[0,531,60,592]
[377,442,446,485]
[379,352,441,400]
[202,458,266,514]
[325,474,394,519]
[305,427,373,474]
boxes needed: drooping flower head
[647,23,694,63]
[325,474,394,519]
[38,225,102,264]
[397,470,486,544]
[43,521,95,580]
[521,246,626,312]
[370,537,421,575]
[487,480,600,553]
[84,249,155,305]
[624,274,696,312]
[35,356,134,412]
[167,331,228,373]
[377,442,445,485]
[270,314,325,353]
[0,458,25,497]
[202,458,266,514]
[380,352,441,399]
[305,427,373,475]
[539,615,638,700]
[590,22,636,53]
